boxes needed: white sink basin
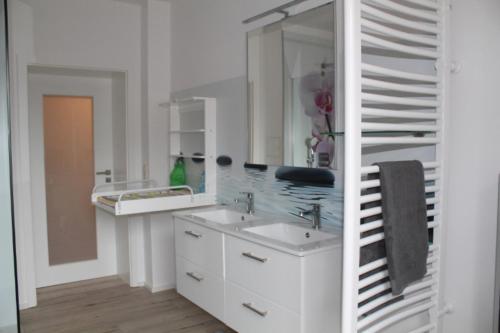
[243,223,336,246]
[190,209,259,224]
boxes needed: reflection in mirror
[247,3,339,169]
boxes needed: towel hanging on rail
[375,160,429,295]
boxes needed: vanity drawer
[225,236,301,313]
[225,281,300,333]
[176,256,224,321]
[174,218,224,276]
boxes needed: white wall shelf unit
[91,97,217,216]
[167,97,217,199]
[343,0,447,332]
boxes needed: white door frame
[9,62,144,309]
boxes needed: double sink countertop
[173,206,342,257]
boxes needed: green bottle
[170,157,186,186]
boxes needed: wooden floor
[20,277,236,333]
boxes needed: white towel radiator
[342,0,448,332]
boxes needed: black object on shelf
[275,166,334,187]
[244,162,268,171]
[217,155,233,166]
[192,152,205,163]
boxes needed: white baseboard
[145,282,176,293]
[131,281,145,288]
[19,301,36,310]
[118,272,130,285]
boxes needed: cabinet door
[174,218,224,276]
[226,236,301,313]
[225,281,300,333]
[176,256,224,321]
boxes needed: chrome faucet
[299,203,322,230]
[234,192,255,215]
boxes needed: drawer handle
[186,272,204,282]
[242,252,268,263]
[185,230,202,239]
[242,302,268,317]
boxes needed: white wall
[441,1,500,332]
[27,70,118,287]
[112,72,127,182]
[143,0,176,293]
[111,71,130,282]
[170,0,293,92]
[170,0,335,92]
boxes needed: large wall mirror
[247,2,342,171]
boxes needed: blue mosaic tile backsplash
[217,165,344,228]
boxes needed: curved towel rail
[343,0,446,331]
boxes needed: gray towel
[375,160,429,295]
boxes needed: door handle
[96,169,112,176]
